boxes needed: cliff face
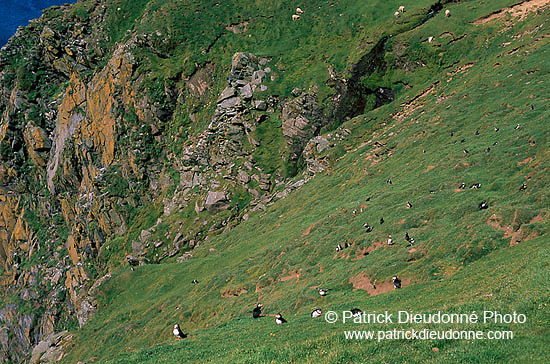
[0,2,338,362]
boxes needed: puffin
[336,244,343,252]
[353,209,357,216]
[459,182,465,189]
[494,127,499,132]
[519,183,527,191]
[392,276,402,289]
[479,201,489,210]
[252,303,263,318]
[319,288,328,297]
[173,324,187,340]
[487,147,491,152]
[387,235,393,246]
[351,308,362,317]
[191,279,199,284]
[386,179,392,185]
[470,183,481,189]
[475,130,480,136]
[311,309,322,318]
[406,201,412,209]
[380,217,384,224]
[515,124,520,130]
[405,232,411,242]
[363,223,373,232]
[275,313,287,324]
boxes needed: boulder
[253,100,267,111]
[218,96,241,109]
[217,87,236,103]
[204,191,230,213]
[239,83,253,99]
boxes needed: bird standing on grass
[519,183,527,191]
[311,309,322,318]
[351,308,362,317]
[319,288,328,297]
[173,324,187,340]
[253,303,263,318]
[392,276,402,289]
[275,313,287,324]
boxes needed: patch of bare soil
[301,222,318,237]
[352,247,369,261]
[221,287,248,298]
[349,273,411,296]
[393,82,439,121]
[425,165,436,172]
[487,211,542,246]
[280,269,301,283]
[517,157,533,166]
[474,0,550,24]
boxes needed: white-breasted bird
[319,288,328,297]
[173,324,186,340]
[275,313,287,324]
[392,276,402,289]
[311,309,322,318]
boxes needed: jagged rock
[218,96,241,109]
[237,170,250,184]
[29,331,68,364]
[131,241,144,254]
[204,191,230,213]
[253,100,267,111]
[217,87,236,103]
[139,229,152,243]
[251,70,265,85]
[281,92,326,161]
[240,83,253,99]
[76,273,111,328]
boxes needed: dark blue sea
[1,0,76,46]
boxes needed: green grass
[57,0,550,362]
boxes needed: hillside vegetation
[0,0,549,363]
[63,0,549,363]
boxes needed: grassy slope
[61,0,550,363]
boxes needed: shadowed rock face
[281,92,326,162]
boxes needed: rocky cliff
[0,1,351,362]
